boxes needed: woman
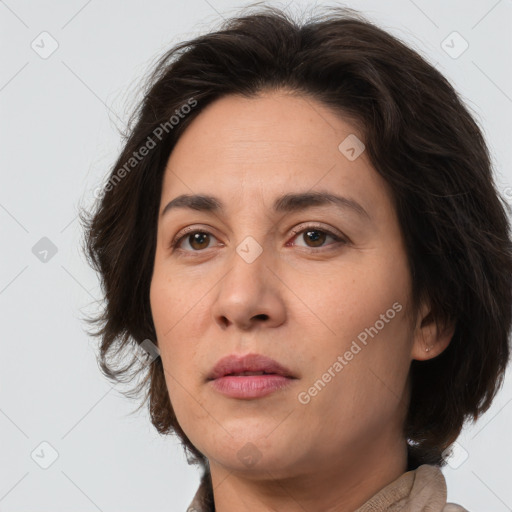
[81,5,512,511]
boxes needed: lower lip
[209,375,294,399]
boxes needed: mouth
[207,353,296,380]
[222,370,282,376]
[207,353,297,399]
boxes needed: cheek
[295,248,413,412]
[297,247,411,347]
[150,260,199,342]
[149,271,207,405]
[149,273,189,377]
[297,319,412,450]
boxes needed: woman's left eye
[289,226,346,250]
[170,225,346,254]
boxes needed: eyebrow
[160,191,371,221]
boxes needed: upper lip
[208,353,296,380]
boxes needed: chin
[201,429,305,475]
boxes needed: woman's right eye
[171,230,219,252]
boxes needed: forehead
[160,91,392,218]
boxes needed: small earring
[425,346,431,352]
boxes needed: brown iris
[302,230,327,247]
[188,232,211,250]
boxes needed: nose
[210,248,287,331]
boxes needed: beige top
[186,464,469,511]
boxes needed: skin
[149,90,454,511]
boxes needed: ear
[410,300,456,361]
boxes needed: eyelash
[169,224,348,255]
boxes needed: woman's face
[150,91,431,480]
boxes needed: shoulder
[413,465,470,512]
[443,504,469,511]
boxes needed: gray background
[1,0,511,510]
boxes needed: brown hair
[80,3,512,494]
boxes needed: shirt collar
[186,464,450,512]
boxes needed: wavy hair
[80,4,512,498]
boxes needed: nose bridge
[225,233,273,301]
[211,231,286,330]
[226,199,275,272]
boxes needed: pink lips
[207,353,297,399]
